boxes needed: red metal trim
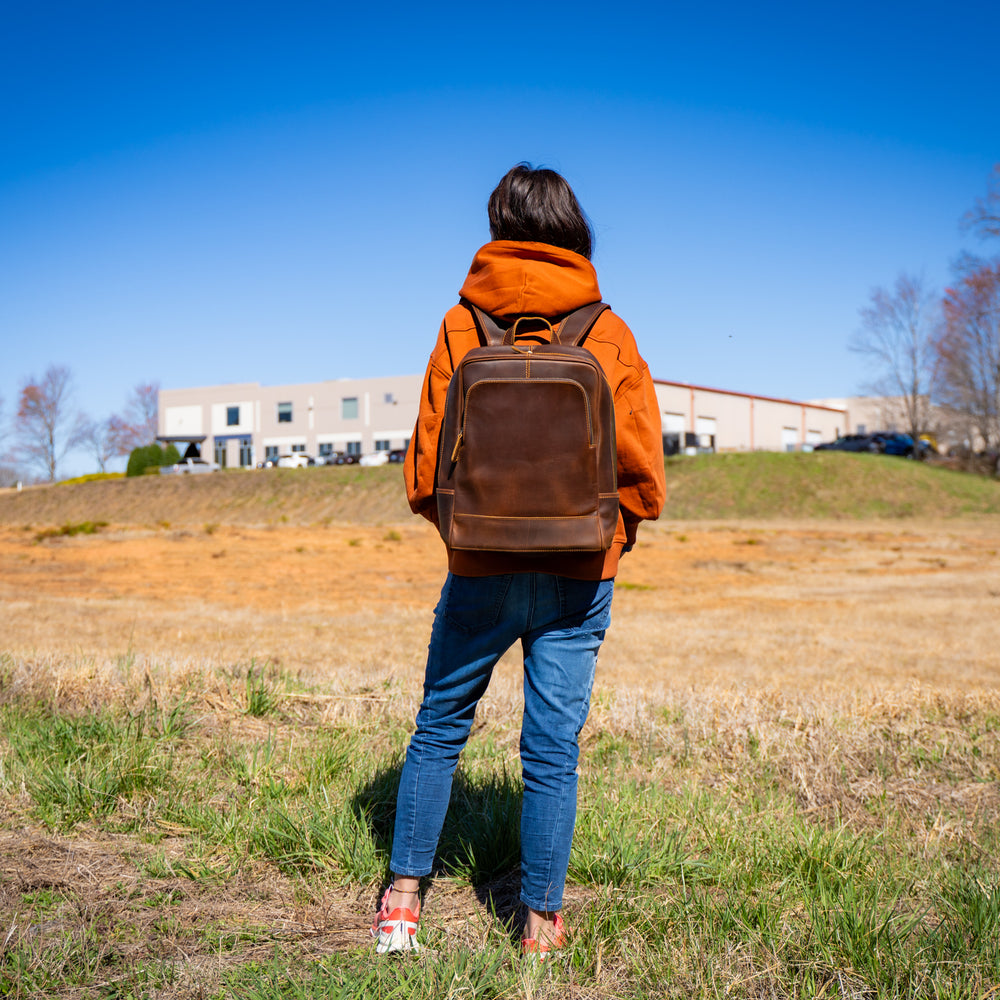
[652,378,846,415]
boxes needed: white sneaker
[371,885,420,954]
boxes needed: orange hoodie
[404,241,665,580]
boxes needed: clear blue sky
[2,0,997,474]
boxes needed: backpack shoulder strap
[555,301,610,347]
[464,298,609,348]
[464,301,507,346]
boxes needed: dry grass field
[1,469,999,997]
[3,515,998,693]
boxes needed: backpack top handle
[505,316,554,345]
[466,300,609,348]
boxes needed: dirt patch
[2,518,999,693]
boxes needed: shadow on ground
[351,756,526,937]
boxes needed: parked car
[359,452,389,467]
[316,452,342,466]
[815,432,932,459]
[334,453,360,465]
[872,432,919,457]
[162,458,220,475]
[276,453,315,468]
[387,449,407,464]
[814,434,882,453]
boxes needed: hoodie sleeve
[591,314,665,542]
[615,358,666,543]
[404,321,453,525]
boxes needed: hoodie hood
[459,241,602,318]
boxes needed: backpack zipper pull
[451,431,463,463]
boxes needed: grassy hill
[0,453,998,527]
[0,465,412,528]
[661,451,1000,519]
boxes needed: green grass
[218,948,512,1000]
[662,451,1000,519]
[244,660,282,717]
[2,705,186,828]
[1,669,999,998]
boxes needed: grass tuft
[33,519,108,541]
[244,661,281,717]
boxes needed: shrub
[126,443,180,477]
[58,472,125,486]
[34,521,109,542]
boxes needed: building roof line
[651,379,847,414]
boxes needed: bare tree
[0,394,24,487]
[73,414,118,473]
[850,273,937,442]
[962,163,1000,242]
[15,365,82,482]
[932,261,1000,450]
[108,382,160,455]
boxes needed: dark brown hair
[488,163,593,259]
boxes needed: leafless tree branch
[932,262,1000,450]
[73,414,119,473]
[15,365,81,481]
[849,273,937,441]
[961,163,1000,241]
[108,382,160,455]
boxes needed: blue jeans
[390,572,613,912]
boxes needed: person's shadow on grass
[351,754,525,937]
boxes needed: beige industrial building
[654,380,846,454]
[159,374,849,467]
[158,375,423,468]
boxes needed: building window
[384,392,395,404]
[239,437,253,467]
[265,445,279,461]
[375,439,390,451]
[342,397,359,419]
[291,443,306,453]
[214,440,227,468]
[227,406,240,427]
[318,442,333,458]
[346,440,361,455]
[277,401,292,423]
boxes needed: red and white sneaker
[371,885,421,954]
[521,912,566,958]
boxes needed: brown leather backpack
[435,301,619,552]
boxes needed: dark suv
[815,432,929,459]
[814,434,882,453]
